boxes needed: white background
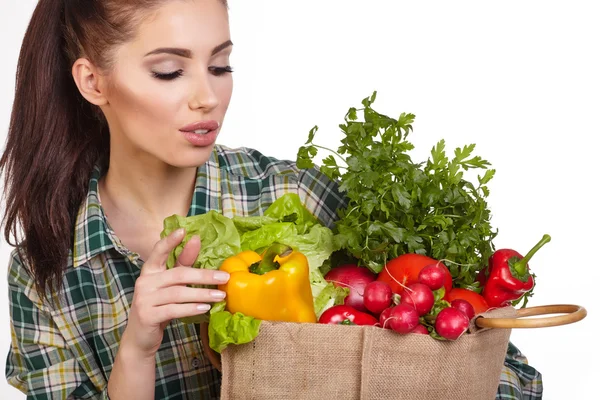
[1,1,598,399]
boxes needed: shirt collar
[72,164,115,268]
[72,147,222,268]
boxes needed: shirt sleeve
[496,342,543,399]
[5,251,108,400]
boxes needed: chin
[167,143,216,168]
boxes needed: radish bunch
[375,263,477,340]
[323,263,479,341]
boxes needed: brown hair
[1,0,228,298]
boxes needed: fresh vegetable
[218,243,317,323]
[482,234,550,308]
[379,307,394,328]
[400,283,435,316]
[384,304,420,334]
[207,301,261,353]
[446,288,490,315]
[324,264,376,312]
[435,307,470,340]
[416,287,451,339]
[363,281,393,315]
[233,194,348,317]
[411,325,430,335]
[162,211,241,272]
[377,254,452,296]
[296,91,497,290]
[418,263,448,291]
[319,305,378,326]
[451,299,475,321]
[161,193,346,328]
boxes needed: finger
[154,303,212,323]
[142,228,185,275]
[153,286,226,307]
[157,266,230,288]
[174,235,201,268]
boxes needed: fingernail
[214,271,230,282]
[197,304,211,312]
[174,228,185,238]
[210,290,226,299]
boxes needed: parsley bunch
[296,92,498,291]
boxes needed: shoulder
[214,144,348,227]
[6,247,56,310]
[214,144,297,179]
[7,248,34,291]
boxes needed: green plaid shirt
[6,145,542,399]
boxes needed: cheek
[108,75,184,135]
[214,75,234,112]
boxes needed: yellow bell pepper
[217,243,317,323]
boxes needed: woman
[1,1,541,399]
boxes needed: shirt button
[191,357,201,369]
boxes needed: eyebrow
[144,40,233,58]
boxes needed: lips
[179,119,220,147]
[179,120,220,134]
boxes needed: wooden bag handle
[475,304,587,329]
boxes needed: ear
[71,58,108,106]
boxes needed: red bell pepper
[318,305,378,326]
[482,234,551,308]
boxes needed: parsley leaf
[296,91,498,289]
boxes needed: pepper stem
[512,234,551,276]
[250,243,293,275]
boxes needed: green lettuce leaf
[232,215,279,233]
[263,193,319,230]
[239,222,297,253]
[208,300,262,353]
[279,223,340,276]
[313,281,349,318]
[160,210,241,271]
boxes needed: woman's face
[100,0,233,168]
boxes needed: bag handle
[475,304,587,329]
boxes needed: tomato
[377,254,452,297]
[446,288,490,315]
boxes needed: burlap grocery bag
[214,307,514,400]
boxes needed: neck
[100,156,198,224]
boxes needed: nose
[188,75,219,111]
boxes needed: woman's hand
[121,228,230,360]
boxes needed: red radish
[435,307,470,340]
[385,304,420,334]
[400,283,435,316]
[418,263,447,291]
[411,324,429,335]
[377,254,453,299]
[325,265,377,312]
[446,288,490,315]
[363,281,393,314]
[379,307,394,329]
[451,299,476,321]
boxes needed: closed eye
[209,66,234,76]
[152,69,184,80]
